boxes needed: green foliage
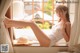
[36,21,52,29]
[44,0,53,15]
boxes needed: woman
[4,5,71,47]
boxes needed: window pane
[34,0,43,3]
[54,13,59,24]
[33,11,44,29]
[43,21,52,29]
[44,0,53,11]
[34,3,43,11]
[33,11,43,20]
[43,10,53,16]
[23,0,32,2]
[24,2,33,15]
[43,11,53,20]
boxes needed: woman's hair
[56,5,70,22]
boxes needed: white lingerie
[49,22,64,46]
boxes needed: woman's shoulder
[65,22,71,26]
[65,22,71,29]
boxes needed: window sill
[13,40,68,47]
[13,40,40,47]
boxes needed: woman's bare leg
[30,23,50,47]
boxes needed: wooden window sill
[13,43,68,47]
[13,39,68,47]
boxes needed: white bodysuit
[49,22,64,46]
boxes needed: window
[12,0,68,46]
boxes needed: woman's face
[56,9,66,20]
[56,10,62,19]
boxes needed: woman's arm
[65,23,71,41]
[62,23,71,42]
[62,29,69,42]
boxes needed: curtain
[68,0,80,50]
[75,0,80,44]
[0,0,14,53]
[76,0,80,44]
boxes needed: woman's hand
[4,17,10,28]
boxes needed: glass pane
[23,0,32,2]
[43,11,53,29]
[43,21,52,29]
[34,3,43,11]
[23,12,33,21]
[24,11,43,23]
[33,11,43,29]
[33,11,43,20]
[44,11,53,16]
[24,2,32,15]
[44,0,53,11]
[33,21,52,29]
[34,0,43,3]
[44,0,49,2]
